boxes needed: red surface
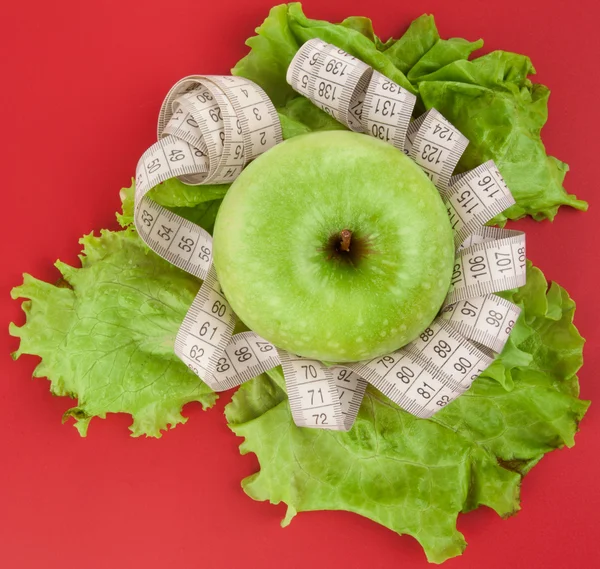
[2,1,599,567]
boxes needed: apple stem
[339,229,352,252]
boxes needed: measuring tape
[440,293,521,354]
[279,352,367,429]
[132,40,526,431]
[286,39,417,147]
[444,160,516,247]
[349,317,493,418]
[406,109,469,190]
[134,76,282,391]
[447,227,526,304]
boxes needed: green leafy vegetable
[416,53,586,222]
[383,15,440,74]
[226,262,588,563]
[10,194,217,437]
[339,16,394,51]
[148,177,229,208]
[233,3,587,222]
[119,180,223,234]
[233,3,415,105]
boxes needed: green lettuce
[226,262,588,563]
[233,3,587,222]
[119,180,223,234]
[148,177,229,208]
[10,186,217,437]
[233,3,414,107]
[415,53,585,222]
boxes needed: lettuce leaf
[416,53,587,222]
[10,194,217,437]
[384,15,484,83]
[383,15,440,74]
[226,262,588,563]
[233,3,415,108]
[233,3,587,222]
[148,178,229,208]
[118,180,223,234]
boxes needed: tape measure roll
[287,39,417,147]
[279,352,367,430]
[134,75,282,282]
[446,228,526,304]
[444,160,516,248]
[440,293,521,354]
[406,109,469,190]
[286,39,375,132]
[131,41,526,431]
[361,71,415,152]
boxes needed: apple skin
[213,131,454,362]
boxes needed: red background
[2,1,599,567]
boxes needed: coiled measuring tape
[132,40,526,430]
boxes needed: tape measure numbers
[441,293,521,354]
[131,41,526,431]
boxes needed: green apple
[213,131,454,362]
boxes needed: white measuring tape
[349,318,492,418]
[441,293,521,354]
[132,40,526,431]
[448,227,526,304]
[279,352,367,429]
[444,160,516,247]
[286,39,417,147]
